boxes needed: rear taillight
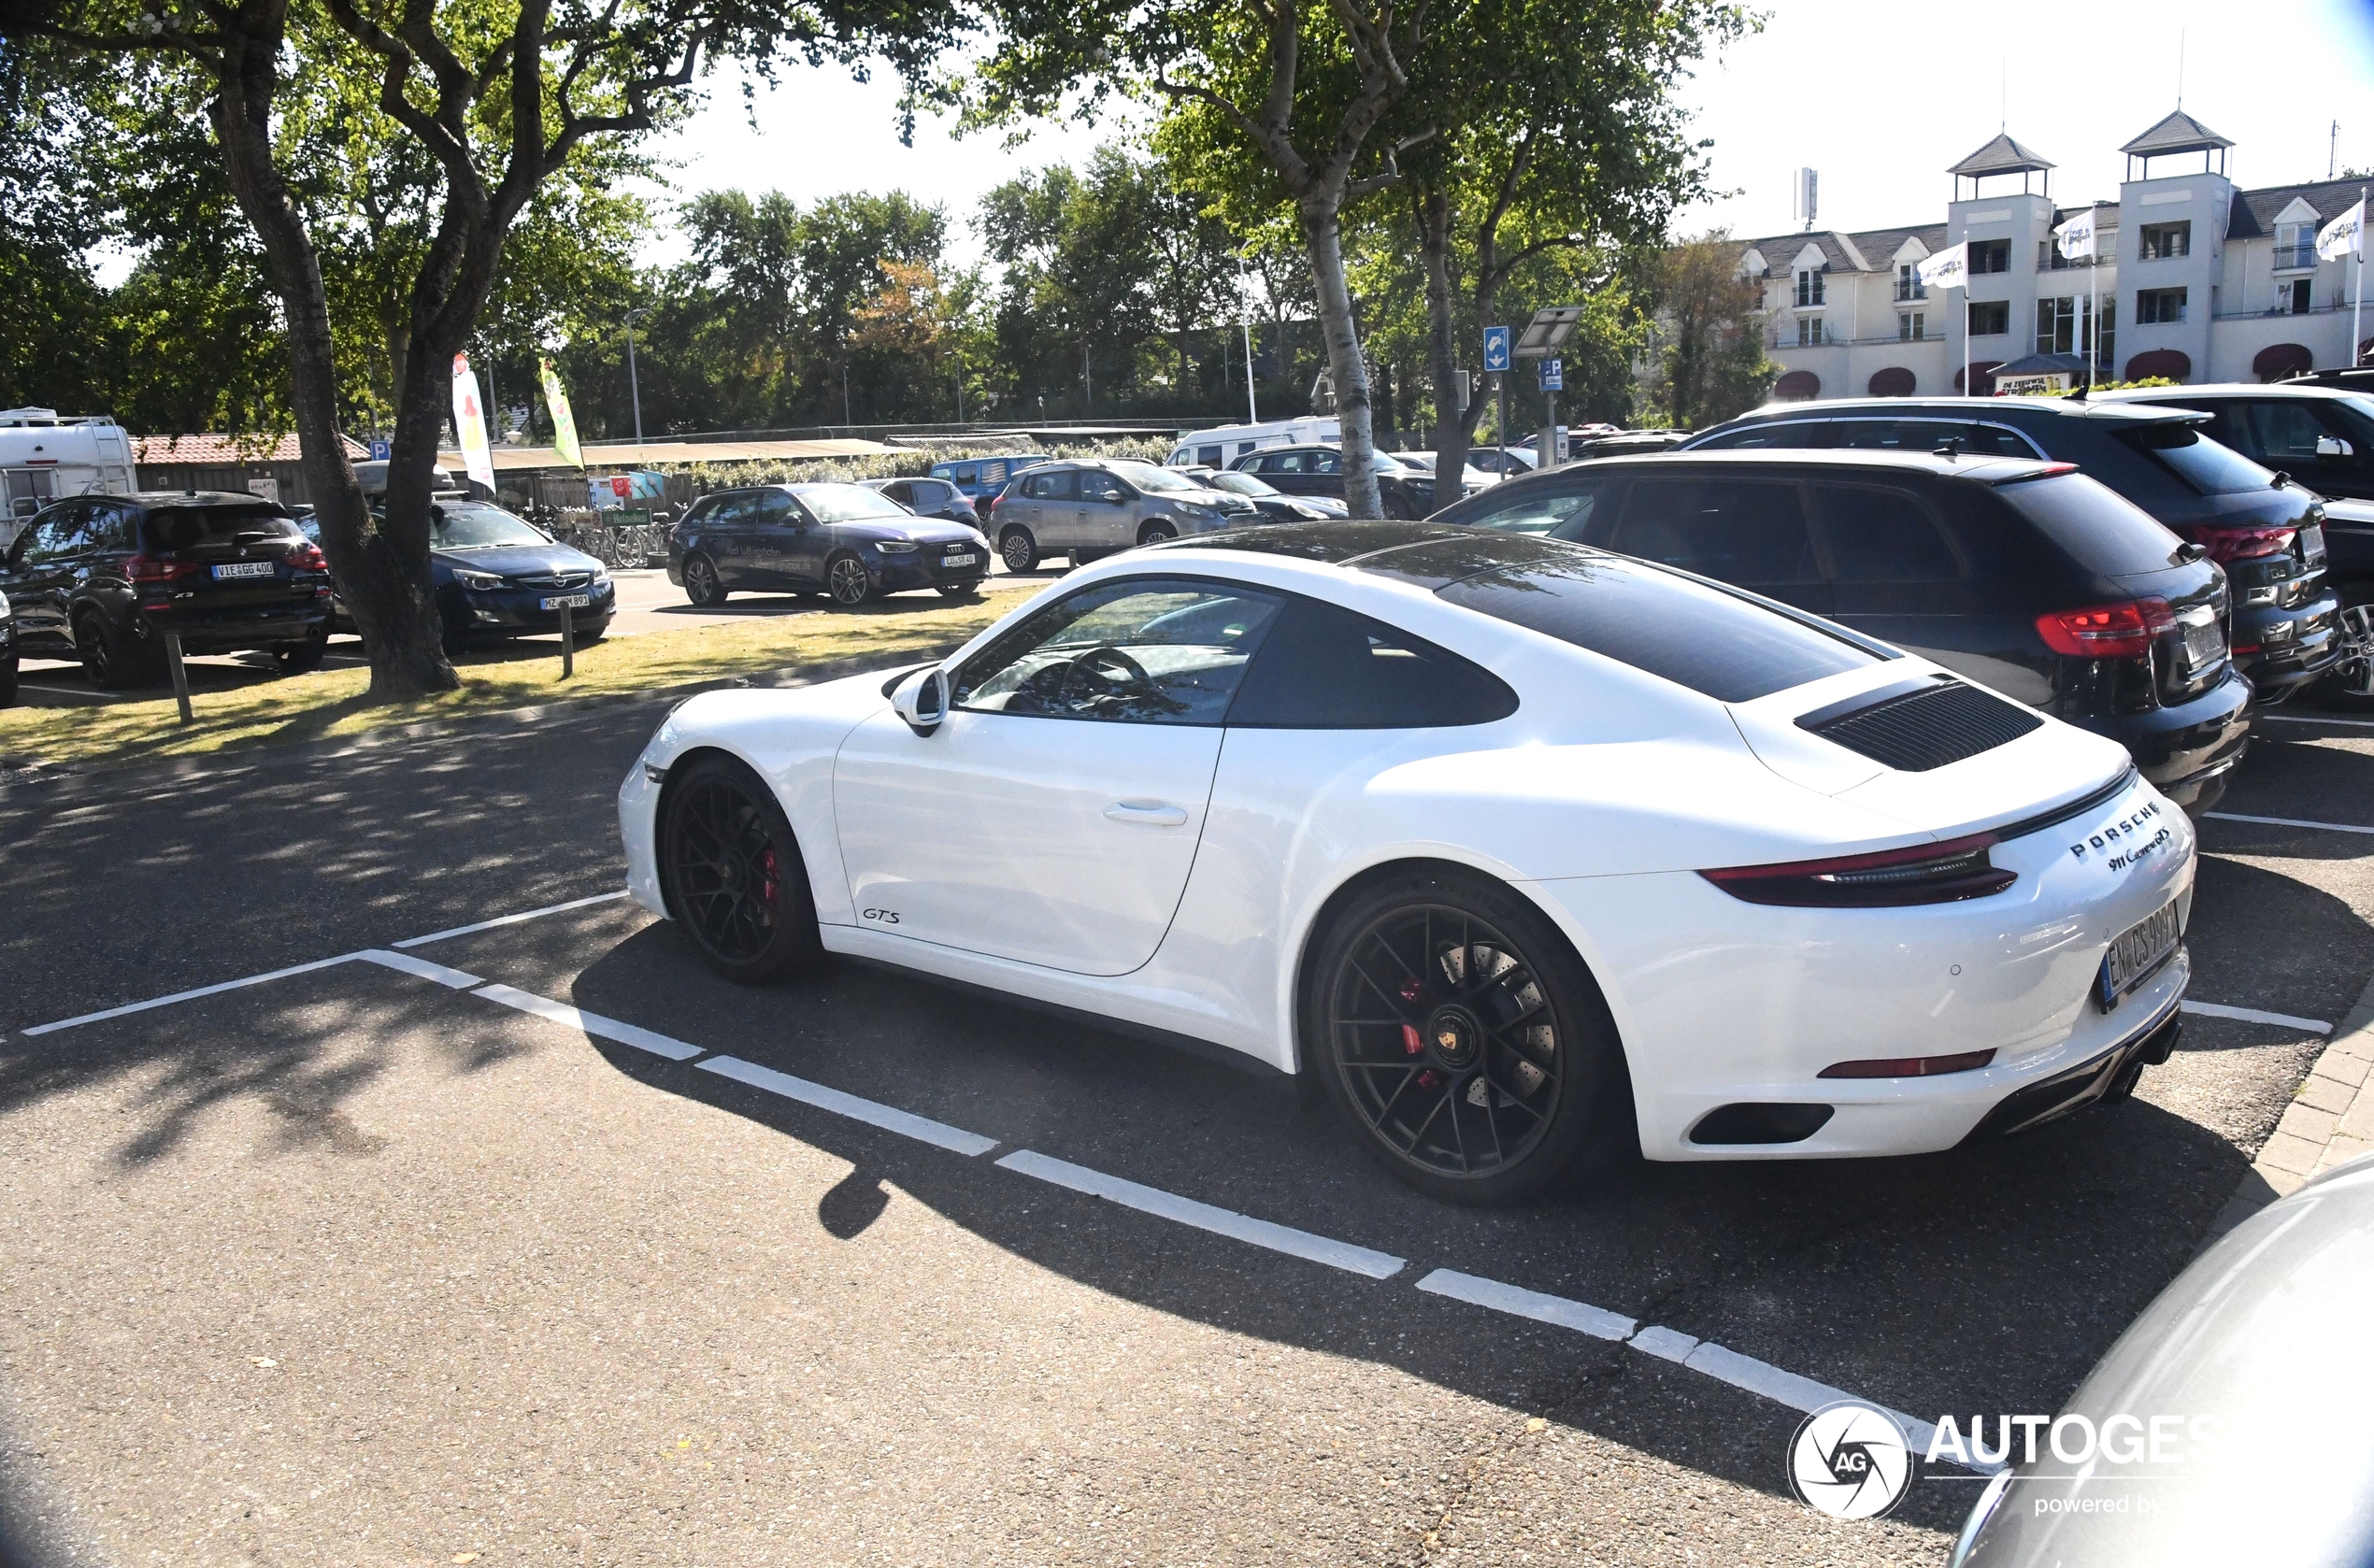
[1699,832,2016,907]
[2189,524,2295,563]
[291,542,328,571]
[124,555,200,586]
[2034,596,2176,659]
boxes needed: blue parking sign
[1482,325,1511,373]
[369,439,392,461]
[1538,358,1563,391]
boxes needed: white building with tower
[1720,110,2367,404]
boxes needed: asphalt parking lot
[0,692,2367,1566]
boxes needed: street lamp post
[1236,250,1259,425]
[622,307,650,444]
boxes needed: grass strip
[0,586,1033,772]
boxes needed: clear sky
[636,0,2374,270]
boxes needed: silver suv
[987,460,1260,572]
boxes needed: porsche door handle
[1103,801,1189,828]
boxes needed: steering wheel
[1065,644,1153,704]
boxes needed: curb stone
[2197,968,2374,1249]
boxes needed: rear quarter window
[142,506,299,550]
[1993,473,2185,575]
[1225,597,1517,729]
[1434,549,1886,703]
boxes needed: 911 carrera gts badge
[2069,800,2164,863]
[863,908,901,924]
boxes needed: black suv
[1679,398,2339,703]
[2097,382,2374,707]
[0,492,334,688]
[1229,444,1477,518]
[1430,449,2252,810]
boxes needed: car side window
[92,502,137,551]
[1452,477,1613,540]
[753,492,799,526]
[1225,596,1518,729]
[709,493,756,525]
[2233,401,2339,464]
[1080,470,1129,503]
[681,497,718,527]
[951,577,1284,725]
[1312,450,1343,474]
[19,502,94,563]
[1689,422,1827,450]
[1810,485,1963,581]
[1258,452,1299,475]
[1613,478,1819,584]
[1029,470,1078,501]
[879,481,910,505]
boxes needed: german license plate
[941,551,978,568]
[2099,899,2182,1010]
[213,562,273,579]
[2181,616,2224,671]
[540,592,592,610]
[2302,523,2326,565]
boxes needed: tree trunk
[1416,183,1470,491]
[207,27,459,701]
[1300,198,1381,519]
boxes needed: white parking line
[393,890,632,948]
[697,1054,999,1157]
[2204,810,2374,836]
[20,953,362,1036]
[1415,1269,1637,1340]
[356,949,483,989]
[470,982,706,1062]
[2181,999,2334,1034]
[995,1148,1408,1280]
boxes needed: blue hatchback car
[313,500,614,649]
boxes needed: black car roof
[1714,396,2200,428]
[127,490,290,507]
[1527,449,2065,483]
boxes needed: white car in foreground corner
[619,521,2196,1203]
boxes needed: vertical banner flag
[2054,208,2096,261]
[1915,242,1969,293]
[2318,197,2366,262]
[540,358,584,469]
[450,354,497,492]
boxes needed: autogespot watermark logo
[1788,1402,1917,1519]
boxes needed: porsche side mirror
[892,666,949,735]
[2317,435,2353,459]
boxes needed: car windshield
[2114,423,2278,496]
[798,484,913,523]
[1113,463,1202,494]
[1206,471,1279,498]
[429,503,548,548]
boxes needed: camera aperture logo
[1788,1402,1917,1519]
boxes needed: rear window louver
[1796,677,2043,772]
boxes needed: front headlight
[875,540,920,555]
[588,563,609,583]
[452,568,504,591]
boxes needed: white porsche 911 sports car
[619,520,2195,1203]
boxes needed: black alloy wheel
[1306,870,1630,1204]
[2321,601,2374,711]
[659,755,822,984]
[826,553,873,606]
[1137,520,1178,548]
[682,553,728,607]
[78,610,156,691]
[999,528,1040,573]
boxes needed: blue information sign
[1538,358,1564,392]
[1482,325,1511,373]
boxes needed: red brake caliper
[759,846,780,913]
[1399,976,1441,1092]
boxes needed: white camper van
[1,408,136,549]
[1167,416,1340,469]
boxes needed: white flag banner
[2318,198,2366,263]
[2054,208,2097,261]
[1916,242,1969,293]
[450,353,497,493]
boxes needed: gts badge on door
[862,907,901,925]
